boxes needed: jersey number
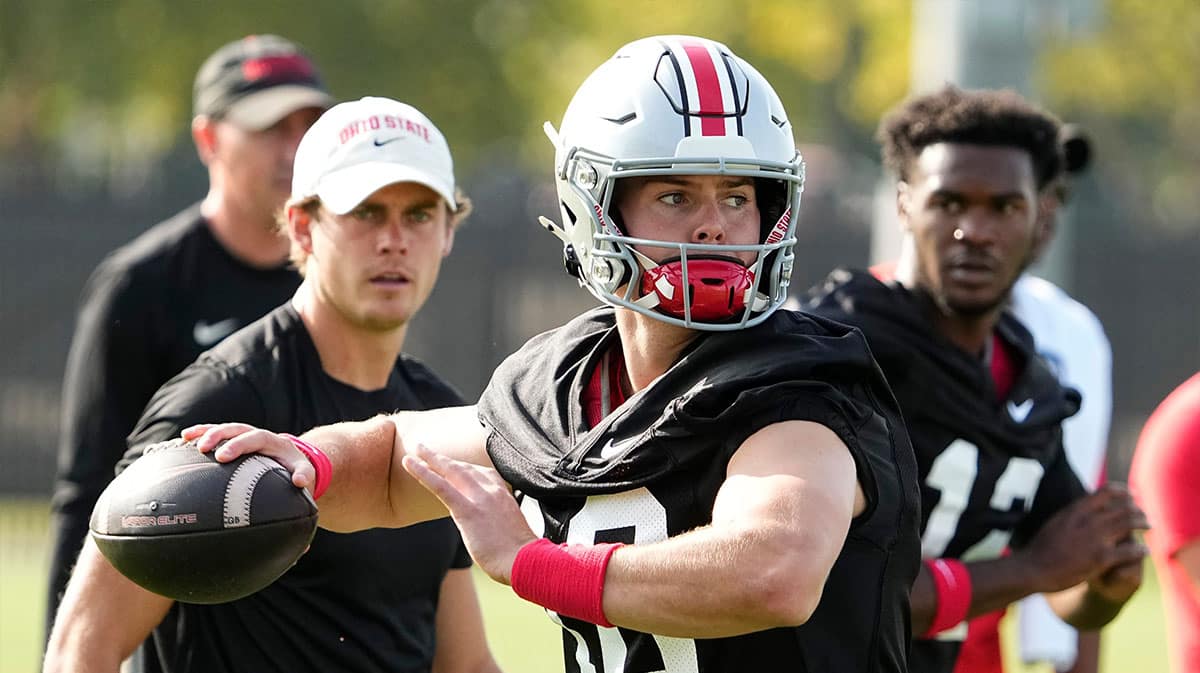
[921,439,1045,560]
[521,488,700,673]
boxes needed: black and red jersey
[478,306,921,672]
[805,269,1085,673]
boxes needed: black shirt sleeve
[121,360,265,471]
[1011,443,1089,548]
[46,260,166,634]
[450,538,472,569]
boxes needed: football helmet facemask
[540,35,805,330]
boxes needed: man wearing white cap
[46,34,332,661]
[45,97,502,673]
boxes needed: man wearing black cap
[45,34,331,658]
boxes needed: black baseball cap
[193,34,334,130]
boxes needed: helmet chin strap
[628,248,667,310]
[629,247,770,319]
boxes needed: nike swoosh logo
[1006,399,1035,423]
[598,435,640,460]
[193,318,239,346]
[373,137,404,147]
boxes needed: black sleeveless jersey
[805,269,1085,673]
[121,303,471,673]
[478,306,921,673]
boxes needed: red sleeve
[869,260,897,282]
[1130,372,1200,558]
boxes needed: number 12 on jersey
[922,438,1045,561]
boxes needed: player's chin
[357,306,412,332]
[944,288,1007,318]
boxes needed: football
[90,437,318,604]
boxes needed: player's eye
[932,197,963,215]
[407,208,435,224]
[999,199,1025,216]
[723,194,749,208]
[350,206,386,223]
[658,192,686,206]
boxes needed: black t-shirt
[805,269,1085,673]
[48,204,300,634]
[478,306,922,673]
[121,303,471,673]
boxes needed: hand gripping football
[90,437,318,604]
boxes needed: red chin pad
[641,258,755,321]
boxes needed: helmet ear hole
[754,178,788,242]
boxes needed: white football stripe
[667,41,702,123]
[223,456,276,528]
[704,41,736,107]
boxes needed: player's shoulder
[804,267,892,310]
[97,203,207,276]
[1135,373,1200,460]
[1131,374,1200,505]
[197,303,302,378]
[1011,275,1108,343]
[395,352,466,407]
[84,203,207,297]
[498,306,614,371]
[716,306,878,372]
[801,267,918,336]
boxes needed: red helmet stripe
[680,41,727,136]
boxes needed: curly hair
[877,85,1063,189]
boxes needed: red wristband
[281,433,332,500]
[510,537,623,627]
[923,558,972,637]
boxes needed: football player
[184,35,922,672]
[1130,372,1200,673]
[805,85,1146,673]
[45,97,501,673]
[1009,126,1108,673]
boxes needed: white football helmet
[540,35,805,330]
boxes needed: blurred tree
[0,0,911,192]
[4,0,1194,235]
[1039,0,1200,237]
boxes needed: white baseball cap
[291,96,457,214]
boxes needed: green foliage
[1039,0,1200,235]
[0,0,1194,236]
[0,0,911,179]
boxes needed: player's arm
[431,569,503,673]
[601,420,863,637]
[188,405,492,533]
[912,483,1147,635]
[1173,541,1200,604]
[403,419,864,638]
[43,538,173,673]
[47,263,162,638]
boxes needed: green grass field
[1,498,1168,673]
